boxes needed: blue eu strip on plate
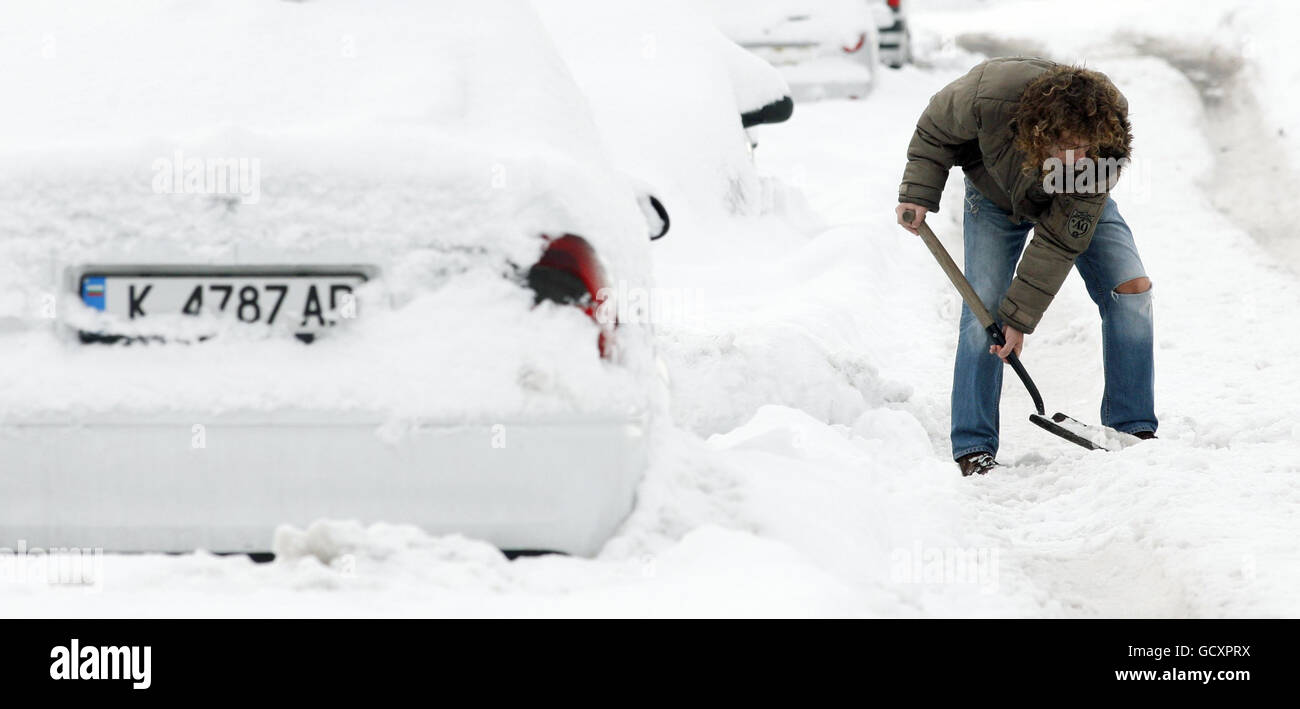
[82,276,106,311]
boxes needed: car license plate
[79,272,367,333]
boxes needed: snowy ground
[5,0,1299,617]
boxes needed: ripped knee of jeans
[1108,277,1154,318]
[1113,277,1151,295]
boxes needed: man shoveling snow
[895,57,1157,477]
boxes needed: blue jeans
[951,180,1157,460]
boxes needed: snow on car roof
[0,0,604,165]
[700,0,873,49]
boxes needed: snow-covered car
[701,0,881,103]
[538,0,795,229]
[0,0,667,557]
[871,0,913,68]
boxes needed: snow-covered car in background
[537,0,795,230]
[0,0,666,557]
[872,0,913,68]
[701,0,881,103]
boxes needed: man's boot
[957,452,1000,477]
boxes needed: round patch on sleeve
[1067,209,1095,239]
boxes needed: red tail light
[887,0,901,8]
[527,233,615,357]
[842,32,866,53]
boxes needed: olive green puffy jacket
[898,57,1130,334]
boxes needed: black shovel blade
[1031,413,1100,450]
[1030,412,1141,452]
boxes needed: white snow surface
[4,0,1300,617]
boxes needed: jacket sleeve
[997,192,1107,334]
[898,62,986,212]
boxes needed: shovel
[903,209,1138,452]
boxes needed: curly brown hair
[1010,65,1133,174]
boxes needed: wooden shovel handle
[903,209,995,331]
[902,209,1045,416]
